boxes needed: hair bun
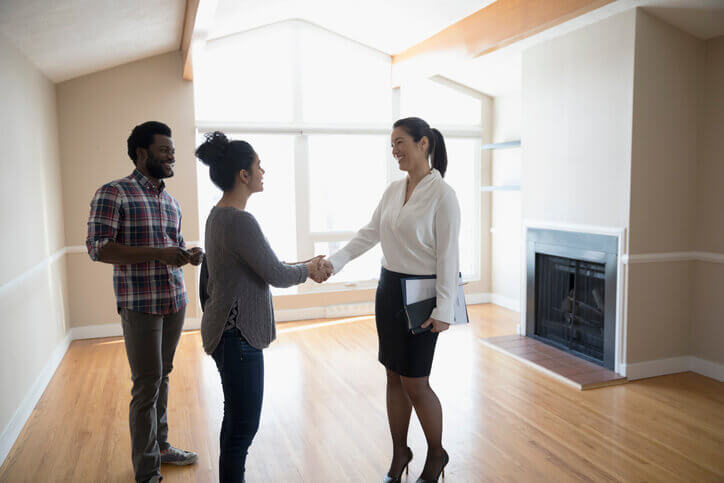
[196,131,230,167]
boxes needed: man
[86,121,202,483]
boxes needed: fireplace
[526,229,618,370]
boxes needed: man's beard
[146,152,173,179]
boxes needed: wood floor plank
[1,304,722,482]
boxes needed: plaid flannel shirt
[86,169,189,315]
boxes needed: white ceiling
[209,0,495,54]
[0,0,722,86]
[0,0,186,82]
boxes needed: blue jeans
[212,328,264,483]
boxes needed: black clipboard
[400,275,437,335]
[400,274,468,335]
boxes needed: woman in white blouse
[326,117,460,483]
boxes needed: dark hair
[195,131,256,191]
[127,121,172,165]
[393,117,447,177]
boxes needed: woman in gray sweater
[196,131,330,483]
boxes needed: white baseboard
[70,318,203,340]
[623,356,691,380]
[489,293,521,312]
[275,307,326,322]
[323,302,375,319]
[690,357,724,382]
[69,295,510,339]
[465,292,491,304]
[184,317,201,330]
[276,302,376,322]
[0,332,71,466]
[465,292,520,311]
[70,323,123,340]
[623,355,724,382]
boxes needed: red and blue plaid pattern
[86,169,188,315]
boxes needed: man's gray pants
[120,307,185,482]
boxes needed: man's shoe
[160,446,198,466]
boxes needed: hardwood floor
[1,304,722,482]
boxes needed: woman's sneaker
[160,446,198,465]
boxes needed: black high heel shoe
[415,449,449,483]
[382,447,413,483]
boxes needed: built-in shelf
[481,185,520,192]
[481,140,521,150]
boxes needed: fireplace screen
[535,254,606,364]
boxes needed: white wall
[490,92,522,308]
[0,33,69,463]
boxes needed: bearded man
[86,121,202,483]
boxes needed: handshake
[304,255,334,283]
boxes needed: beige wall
[690,35,724,365]
[695,36,724,255]
[625,10,704,363]
[521,8,722,371]
[629,11,702,255]
[491,92,522,304]
[56,51,200,326]
[520,10,636,363]
[691,261,724,364]
[521,10,636,230]
[0,33,69,445]
[626,261,692,361]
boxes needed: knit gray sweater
[201,206,308,354]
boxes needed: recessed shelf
[481,185,521,192]
[481,140,521,150]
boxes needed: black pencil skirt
[375,267,439,378]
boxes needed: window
[443,138,481,279]
[299,27,392,123]
[194,23,295,123]
[308,135,388,232]
[314,242,384,284]
[194,20,482,293]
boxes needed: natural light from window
[194,20,482,295]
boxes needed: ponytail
[429,128,447,177]
[393,117,448,177]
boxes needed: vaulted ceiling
[0,0,722,87]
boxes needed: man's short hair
[127,121,172,164]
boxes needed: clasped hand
[304,255,333,283]
[158,246,204,266]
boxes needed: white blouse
[328,169,461,324]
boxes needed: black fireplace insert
[526,229,618,370]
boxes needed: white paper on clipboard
[403,275,469,325]
[404,278,437,305]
